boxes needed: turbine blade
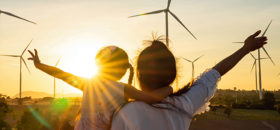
[168,10,197,40]
[262,20,272,37]
[193,55,203,62]
[251,61,256,73]
[55,56,62,66]
[167,0,171,9]
[261,47,275,65]
[182,58,192,63]
[232,42,244,43]
[0,10,36,24]
[21,39,33,56]
[128,9,165,18]
[21,58,30,74]
[0,55,20,57]
[249,53,256,60]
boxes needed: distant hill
[13,91,82,98]
[13,91,52,98]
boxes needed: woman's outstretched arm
[213,30,267,76]
[170,31,268,115]
[28,49,85,90]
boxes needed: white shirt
[111,69,221,130]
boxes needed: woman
[111,30,267,130]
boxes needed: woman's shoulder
[195,69,221,81]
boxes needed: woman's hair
[136,38,176,91]
[109,36,196,126]
[95,46,130,80]
[137,36,193,96]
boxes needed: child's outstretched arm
[124,85,173,104]
[28,49,85,90]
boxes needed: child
[28,46,173,130]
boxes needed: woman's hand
[213,30,268,76]
[242,30,268,53]
[28,49,41,67]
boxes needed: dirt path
[189,120,280,130]
[261,121,278,130]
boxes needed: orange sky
[0,0,280,97]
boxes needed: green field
[191,109,280,130]
[3,104,280,129]
[194,108,280,120]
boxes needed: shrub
[0,96,10,130]
[277,104,280,114]
[262,92,275,110]
[224,106,232,118]
[17,108,43,130]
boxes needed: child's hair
[76,46,134,122]
[95,46,130,80]
[136,38,177,91]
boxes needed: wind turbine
[249,53,267,93]
[129,0,197,47]
[0,40,32,101]
[233,20,275,99]
[53,57,62,98]
[182,55,203,79]
[129,58,136,87]
[0,9,36,24]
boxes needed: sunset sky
[1,0,280,97]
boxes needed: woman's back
[112,101,191,130]
[112,69,221,130]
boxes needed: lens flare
[27,105,52,129]
[51,98,70,112]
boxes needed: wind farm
[0,40,32,101]
[182,55,203,79]
[234,20,275,99]
[53,57,61,98]
[129,58,136,87]
[249,53,267,93]
[0,9,36,24]
[129,0,197,47]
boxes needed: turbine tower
[249,53,267,93]
[0,9,36,24]
[182,55,203,79]
[129,0,197,47]
[53,57,62,98]
[129,58,136,87]
[233,20,275,99]
[0,40,32,101]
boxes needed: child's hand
[28,49,41,67]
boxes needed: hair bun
[151,40,167,49]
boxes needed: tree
[262,92,275,109]
[0,95,11,130]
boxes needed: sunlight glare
[60,38,103,78]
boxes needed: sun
[59,38,104,78]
